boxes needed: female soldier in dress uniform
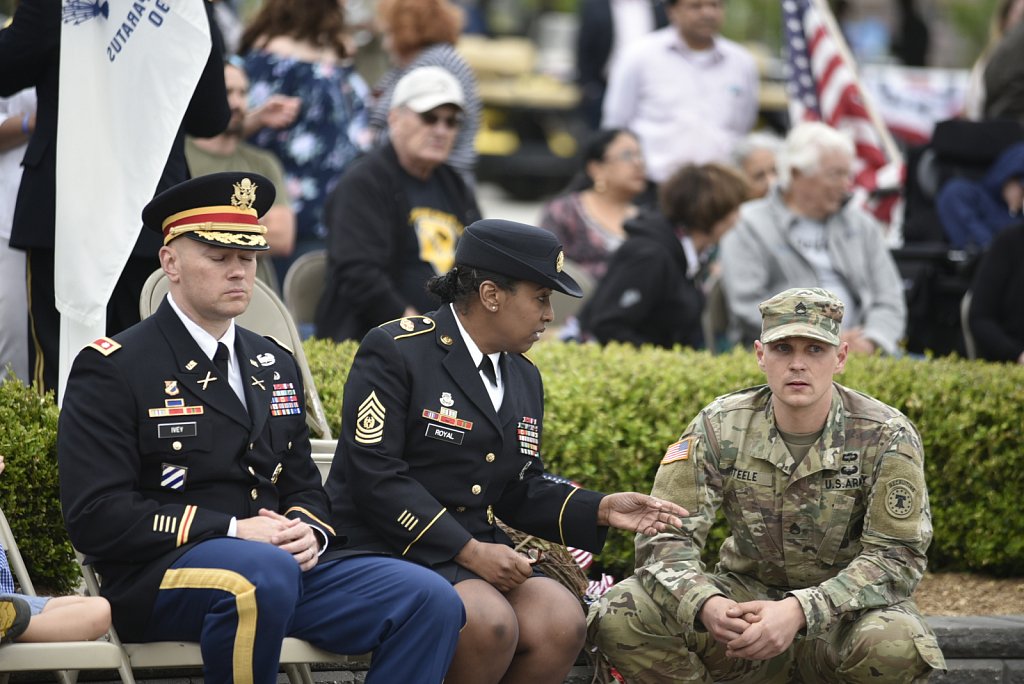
[325,218,687,684]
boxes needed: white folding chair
[0,506,133,684]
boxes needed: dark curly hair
[427,266,518,312]
[239,0,349,60]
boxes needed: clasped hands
[700,594,807,661]
[236,508,320,571]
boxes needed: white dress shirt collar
[450,303,504,411]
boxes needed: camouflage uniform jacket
[635,382,933,637]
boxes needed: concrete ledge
[7,616,1024,683]
[927,616,1024,659]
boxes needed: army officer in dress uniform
[324,218,689,684]
[57,172,464,684]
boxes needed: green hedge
[307,340,1024,579]
[2,341,1021,589]
[0,379,78,593]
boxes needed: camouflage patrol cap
[759,288,844,346]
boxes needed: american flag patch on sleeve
[660,437,693,465]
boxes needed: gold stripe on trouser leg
[159,568,258,684]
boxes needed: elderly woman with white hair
[718,121,907,355]
[732,131,782,199]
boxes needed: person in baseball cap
[391,64,465,113]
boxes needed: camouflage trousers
[587,573,946,684]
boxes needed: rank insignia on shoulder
[355,390,386,444]
[381,315,436,339]
[88,337,121,356]
[661,437,694,465]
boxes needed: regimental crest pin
[257,352,275,367]
[440,392,454,408]
[273,371,281,381]
[164,380,180,396]
[355,391,386,445]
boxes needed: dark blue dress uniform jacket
[324,305,608,575]
[58,299,333,638]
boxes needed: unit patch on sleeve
[355,390,386,444]
[885,478,917,519]
[661,437,694,465]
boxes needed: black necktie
[214,342,230,378]
[478,356,497,386]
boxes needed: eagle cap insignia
[231,178,258,210]
[555,250,564,273]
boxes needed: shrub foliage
[2,340,1021,588]
[310,340,1024,578]
[0,379,78,592]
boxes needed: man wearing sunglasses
[317,66,481,342]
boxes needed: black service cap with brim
[455,219,582,297]
[142,172,275,251]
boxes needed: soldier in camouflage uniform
[588,287,947,683]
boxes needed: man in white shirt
[602,0,759,184]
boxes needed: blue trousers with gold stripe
[143,538,464,684]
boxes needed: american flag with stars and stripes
[782,0,903,227]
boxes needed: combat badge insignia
[661,437,693,465]
[355,390,386,444]
[885,478,917,519]
[164,380,180,396]
[88,337,121,356]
